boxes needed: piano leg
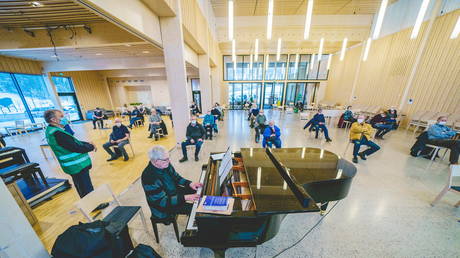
[320,202,329,216]
[212,248,226,258]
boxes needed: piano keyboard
[186,168,207,230]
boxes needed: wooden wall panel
[0,55,42,74]
[325,9,460,121]
[51,71,112,114]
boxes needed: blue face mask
[60,117,69,126]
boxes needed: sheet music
[218,147,232,177]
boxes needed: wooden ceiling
[211,0,394,16]
[0,0,106,28]
[0,43,163,61]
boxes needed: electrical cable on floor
[271,201,341,258]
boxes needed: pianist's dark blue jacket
[141,162,192,219]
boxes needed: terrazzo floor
[115,110,459,257]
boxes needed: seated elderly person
[203,110,217,140]
[343,106,355,122]
[179,115,206,162]
[350,115,381,164]
[255,110,267,143]
[263,120,282,148]
[128,106,144,128]
[92,107,104,129]
[386,107,399,129]
[103,118,130,161]
[148,109,162,140]
[141,145,202,221]
[426,116,459,165]
[303,108,332,142]
[370,110,394,139]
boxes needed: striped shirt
[141,162,191,219]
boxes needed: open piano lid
[240,148,320,215]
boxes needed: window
[14,74,55,124]
[0,73,29,132]
[52,76,82,121]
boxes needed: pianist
[141,145,202,220]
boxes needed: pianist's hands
[185,194,200,202]
[189,182,204,190]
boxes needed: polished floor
[5,110,460,257]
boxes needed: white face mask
[357,119,365,124]
[191,120,197,125]
[438,121,447,125]
[115,123,122,127]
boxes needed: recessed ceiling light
[96,53,102,56]
[142,51,150,54]
[31,1,43,7]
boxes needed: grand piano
[181,147,357,257]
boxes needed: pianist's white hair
[149,145,167,161]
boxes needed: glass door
[250,83,262,108]
[263,82,284,109]
[59,95,82,121]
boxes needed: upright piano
[181,147,357,257]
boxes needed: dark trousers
[204,124,213,140]
[373,124,393,137]
[353,137,380,157]
[129,117,142,126]
[181,139,203,158]
[93,118,103,129]
[263,137,282,148]
[255,125,266,143]
[426,139,460,164]
[103,140,129,158]
[70,167,94,198]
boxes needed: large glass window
[275,54,288,80]
[224,56,234,81]
[0,73,29,132]
[252,55,264,81]
[14,74,55,124]
[317,55,329,80]
[53,76,82,121]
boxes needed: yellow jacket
[349,122,374,141]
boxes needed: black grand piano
[181,147,357,257]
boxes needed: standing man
[92,107,104,129]
[44,109,96,198]
[179,115,206,162]
[350,115,381,164]
[103,118,130,161]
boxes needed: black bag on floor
[51,220,114,258]
[127,244,161,258]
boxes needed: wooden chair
[74,184,154,241]
[431,165,460,207]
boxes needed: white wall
[109,79,171,107]
[0,181,49,258]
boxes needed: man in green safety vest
[44,109,97,198]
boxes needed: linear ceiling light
[254,39,259,61]
[294,54,300,72]
[267,0,274,40]
[411,0,430,39]
[450,16,460,39]
[310,54,315,70]
[228,0,234,41]
[372,0,388,39]
[327,54,332,70]
[276,38,282,61]
[232,39,236,61]
[265,54,270,70]
[233,60,237,72]
[304,0,314,40]
[340,38,348,61]
[363,38,372,61]
[318,37,324,60]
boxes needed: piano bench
[150,215,180,243]
[0,163,48,187]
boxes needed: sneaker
[123,156,129,161]
[147,135,153,138]
[195,156,199,161]
[352,157,358,164]
[107,156,118,161]
[358,152,367,160]
[92,202,109,212]
[179,157,188,163]
[326,138,332,142]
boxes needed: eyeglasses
[157,157,170,162]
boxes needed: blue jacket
[203,114,216,126]
[263,125,281,140]
[427,124,456,140]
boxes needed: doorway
[263,82,284,109]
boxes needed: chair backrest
[15,120,25,127]
[74,184,120,221]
